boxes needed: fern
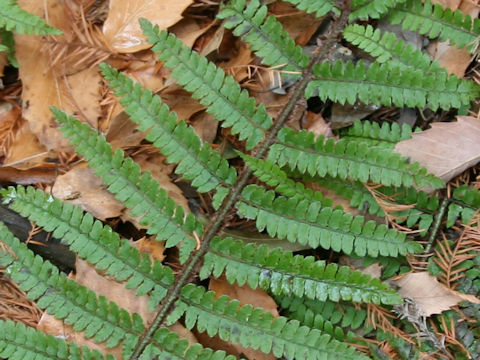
[281,0,339,18]
[350,0,407,21]
[0,320,112,360]
[52,107,202,263]
[168,284,369,360]
[140,19,273,150]
[201,237,401,304]
[343,24,445,74]
[269,127,445,188]
[337,119,414,149]
[218,0,309,73]
[1,185,174,310]
[237,184,422,257]
[388,0,480,51]
[307,60,479,110]
[0,0,62,35]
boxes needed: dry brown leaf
[106,111,146,149]
[169,18,213,48]
[190,111,219,143]
[394,116,480,183]
[161,89,205,121]
[102,0,193,53]
[134,236,166,262]
[208,277,277,360]
[431,0,462,9]
[395,272,480,316]
[303,111,333,138]
[52,166,124,221]
[16,0,101,151]
[0,52,7,77]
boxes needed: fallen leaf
[169,18,213,48]
[207,277,278,360]
[134,236,165,262]
[0,166,56,185]
[303,111,333,138]
[102,0,193,53]
[106,111,147,149]
[430,0,461,9]
[16,0,101,150]
[190,111,219,143]
[394,116,480,183]
[52,166,124,221]
[0,52,7,76]
[395,272,480,316]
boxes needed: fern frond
[306,60,479,110]
[388,0,480,51]
[349,0,407,20]
[343,24,444,74]
[269,127,445,189]
[337,120,414,149]
[0,0,62,35]
[281,0,339,18]
[201,237,402,304]
[0,29,17,67]
[0,221,143,349]
[218,0,309,73]
[1,185,174,310]
[141,328,236,360]
[140,19,272,150]
[447,185,480,226]
[277,296,368,342]
[53,107,201,262]
[237,185,422,257]
[239,152,331,204]
[99,64,236,210]
[167,284,370,360]
[0,320,112,360]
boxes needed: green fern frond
[277,296,368,342]
[0,221,143,349]
[218,0,309,73]
[337,120,414,149]
[281,0,339,17]
[447,185,480,226]
[0,30,17,67]
[237,184,422,257]
[140,19,272,150]
[343,24,444,74]
[0,0,62,35]
[140,328,236,360]
[349,0,407,20]
[201,237,402,304]
[269,127,445,189]
[0,320,112,360]
[306,60,479,110]
[388,0,480,51]
[53,107,201,262]
[99,64,236,209]
[239,152,331,205]
[1,185,174,310]
[168,284,370,360]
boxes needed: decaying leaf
[395,272,480,316]
[102,0,193,53]
[52,166,124,221]
[394,116,480,183]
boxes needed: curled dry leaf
[102,0,193,53]
[394,116,480,184]
[395,272,480,317]
[52,166,124,221]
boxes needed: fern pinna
[1,0,480,359]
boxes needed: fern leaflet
[167,284,369,360]
[337,119,414,149]
[218,0,309,73]
[306,60,479,110]
[269,127,444,189]
[343,24,445,74]
[140,19,272,150]
[0,0,62,35]
[99,63,236,210]
[349,0,407,20]
[281,0,339,18]
[0,221,143,350]
[53,107,201,262]
[1,185,174,310]
[0,320,112,360]
[237,184,422,257]
[201,237,402,304]
[388,0,480,51]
